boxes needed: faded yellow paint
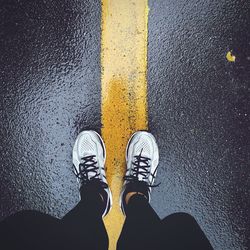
[101,0,149,249]
[226,51,236,62]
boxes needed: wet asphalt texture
[0,0,249,249]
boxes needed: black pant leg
[117,195,213,250]
[117,195,161,250]
[159,213,213,250]
[61,193,109,250]
[0,210,60,250]
[0,193,108,250]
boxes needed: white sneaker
[73,130,112,217]
[120,131,159,215]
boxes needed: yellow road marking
[101,0,149,249]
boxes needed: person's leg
[64,130,112,250]
[117,197,213,250]
[0,210,60,250]
[117,131,212,250]
[117,194,160,250]
[117,131,161,250]
[0,190,108,250]
[159,213,213,250]
[60,181,109,250]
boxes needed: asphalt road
[0,0,249,249]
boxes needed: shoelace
[73,155,108,188]
[124,149,160,188]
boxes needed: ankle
[125,192,147,205]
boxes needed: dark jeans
[0,194,213,250]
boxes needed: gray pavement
[148,1,250,249]
[0,0,249,249]
[0,0,102,217]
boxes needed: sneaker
[120,131,159,215]
[73,130,112,217]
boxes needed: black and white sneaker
[73,130,112,217]
[120,131,159,215]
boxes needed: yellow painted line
[101,0,149,249]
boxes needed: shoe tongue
[81,152,96,158]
